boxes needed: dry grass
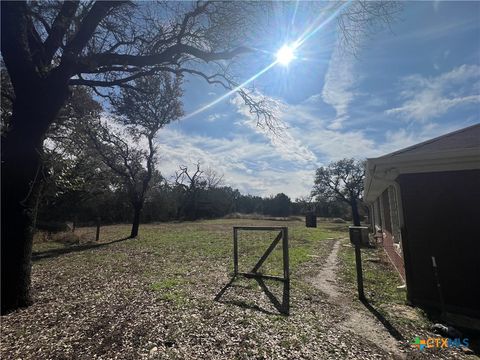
[3,219,472,359]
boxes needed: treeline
[1,82,362,230]
[36,168,353,227]
[2,71,359,233]
[2,69,355,233]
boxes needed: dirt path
[310,239,406,359]
[311,239,342,299]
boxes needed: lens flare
[276,45,295,65]
[181,1,353,119]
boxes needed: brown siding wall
[398,169,480,318]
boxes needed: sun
[276,44,295,66]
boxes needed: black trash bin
[305,212,317,228]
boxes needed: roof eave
[364,147,480,203]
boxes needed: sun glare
[276,44,295,66]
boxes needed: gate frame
[231,226,290,314]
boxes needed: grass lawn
[1,219,475,359]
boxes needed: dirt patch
[389,304,422,322]
[339,311,405,359]
[309,239,342,299]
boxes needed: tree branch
[75,43,250,72]
[43,1,80,63]
[69,66,170,87]
[1,2,39,84]
[63,1,127,58]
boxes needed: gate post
[95,217,101,242]
[282,227,290,314]
[233,227,238,276]
[349,226,367,300]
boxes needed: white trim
[369,147,479,164]
[364,149,480,203]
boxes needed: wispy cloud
[231,94,317,164]
[321,43,358,130]
[377,17,479,45]
[386,64,480,122]
[206,113,224,122]
[155,127,316,198]
[154,94,470,199]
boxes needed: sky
[152,1,480,200]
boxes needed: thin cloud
[153,101,470,199]
[386,64,480,122]
[231,93,317,164]
[206,113,224,122]
[155,127,316,199]
[321,42,358,130]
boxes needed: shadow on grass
[360,297,405,341]
[32,236,131,261]
[215,276,289,316]
[219,298,285,316]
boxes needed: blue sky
[154,1,480,199]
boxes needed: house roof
[374,123,480,160]
[364,123,480,203]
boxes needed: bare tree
[311,158,366,226]
[174,162,205,220]
[173,163,226,219]
[203,167,225,189]
[337,1,402,55]
[295,195,316,214]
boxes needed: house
[364,124,480,320]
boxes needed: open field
[1,219,475,359]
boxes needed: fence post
[95,217,101,242]
[233,227,238,276]
[354,243,365,300]
[282,227,290,315]
[349,226,366,301]
[72,216,77,233]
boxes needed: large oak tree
[0,1,272,314]
[312,158,366,226]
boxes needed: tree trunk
[1,86,68,314]
[32,181,44,232]
[1,156,37,313]
[351,199,361,226]
[130,203,143,238]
